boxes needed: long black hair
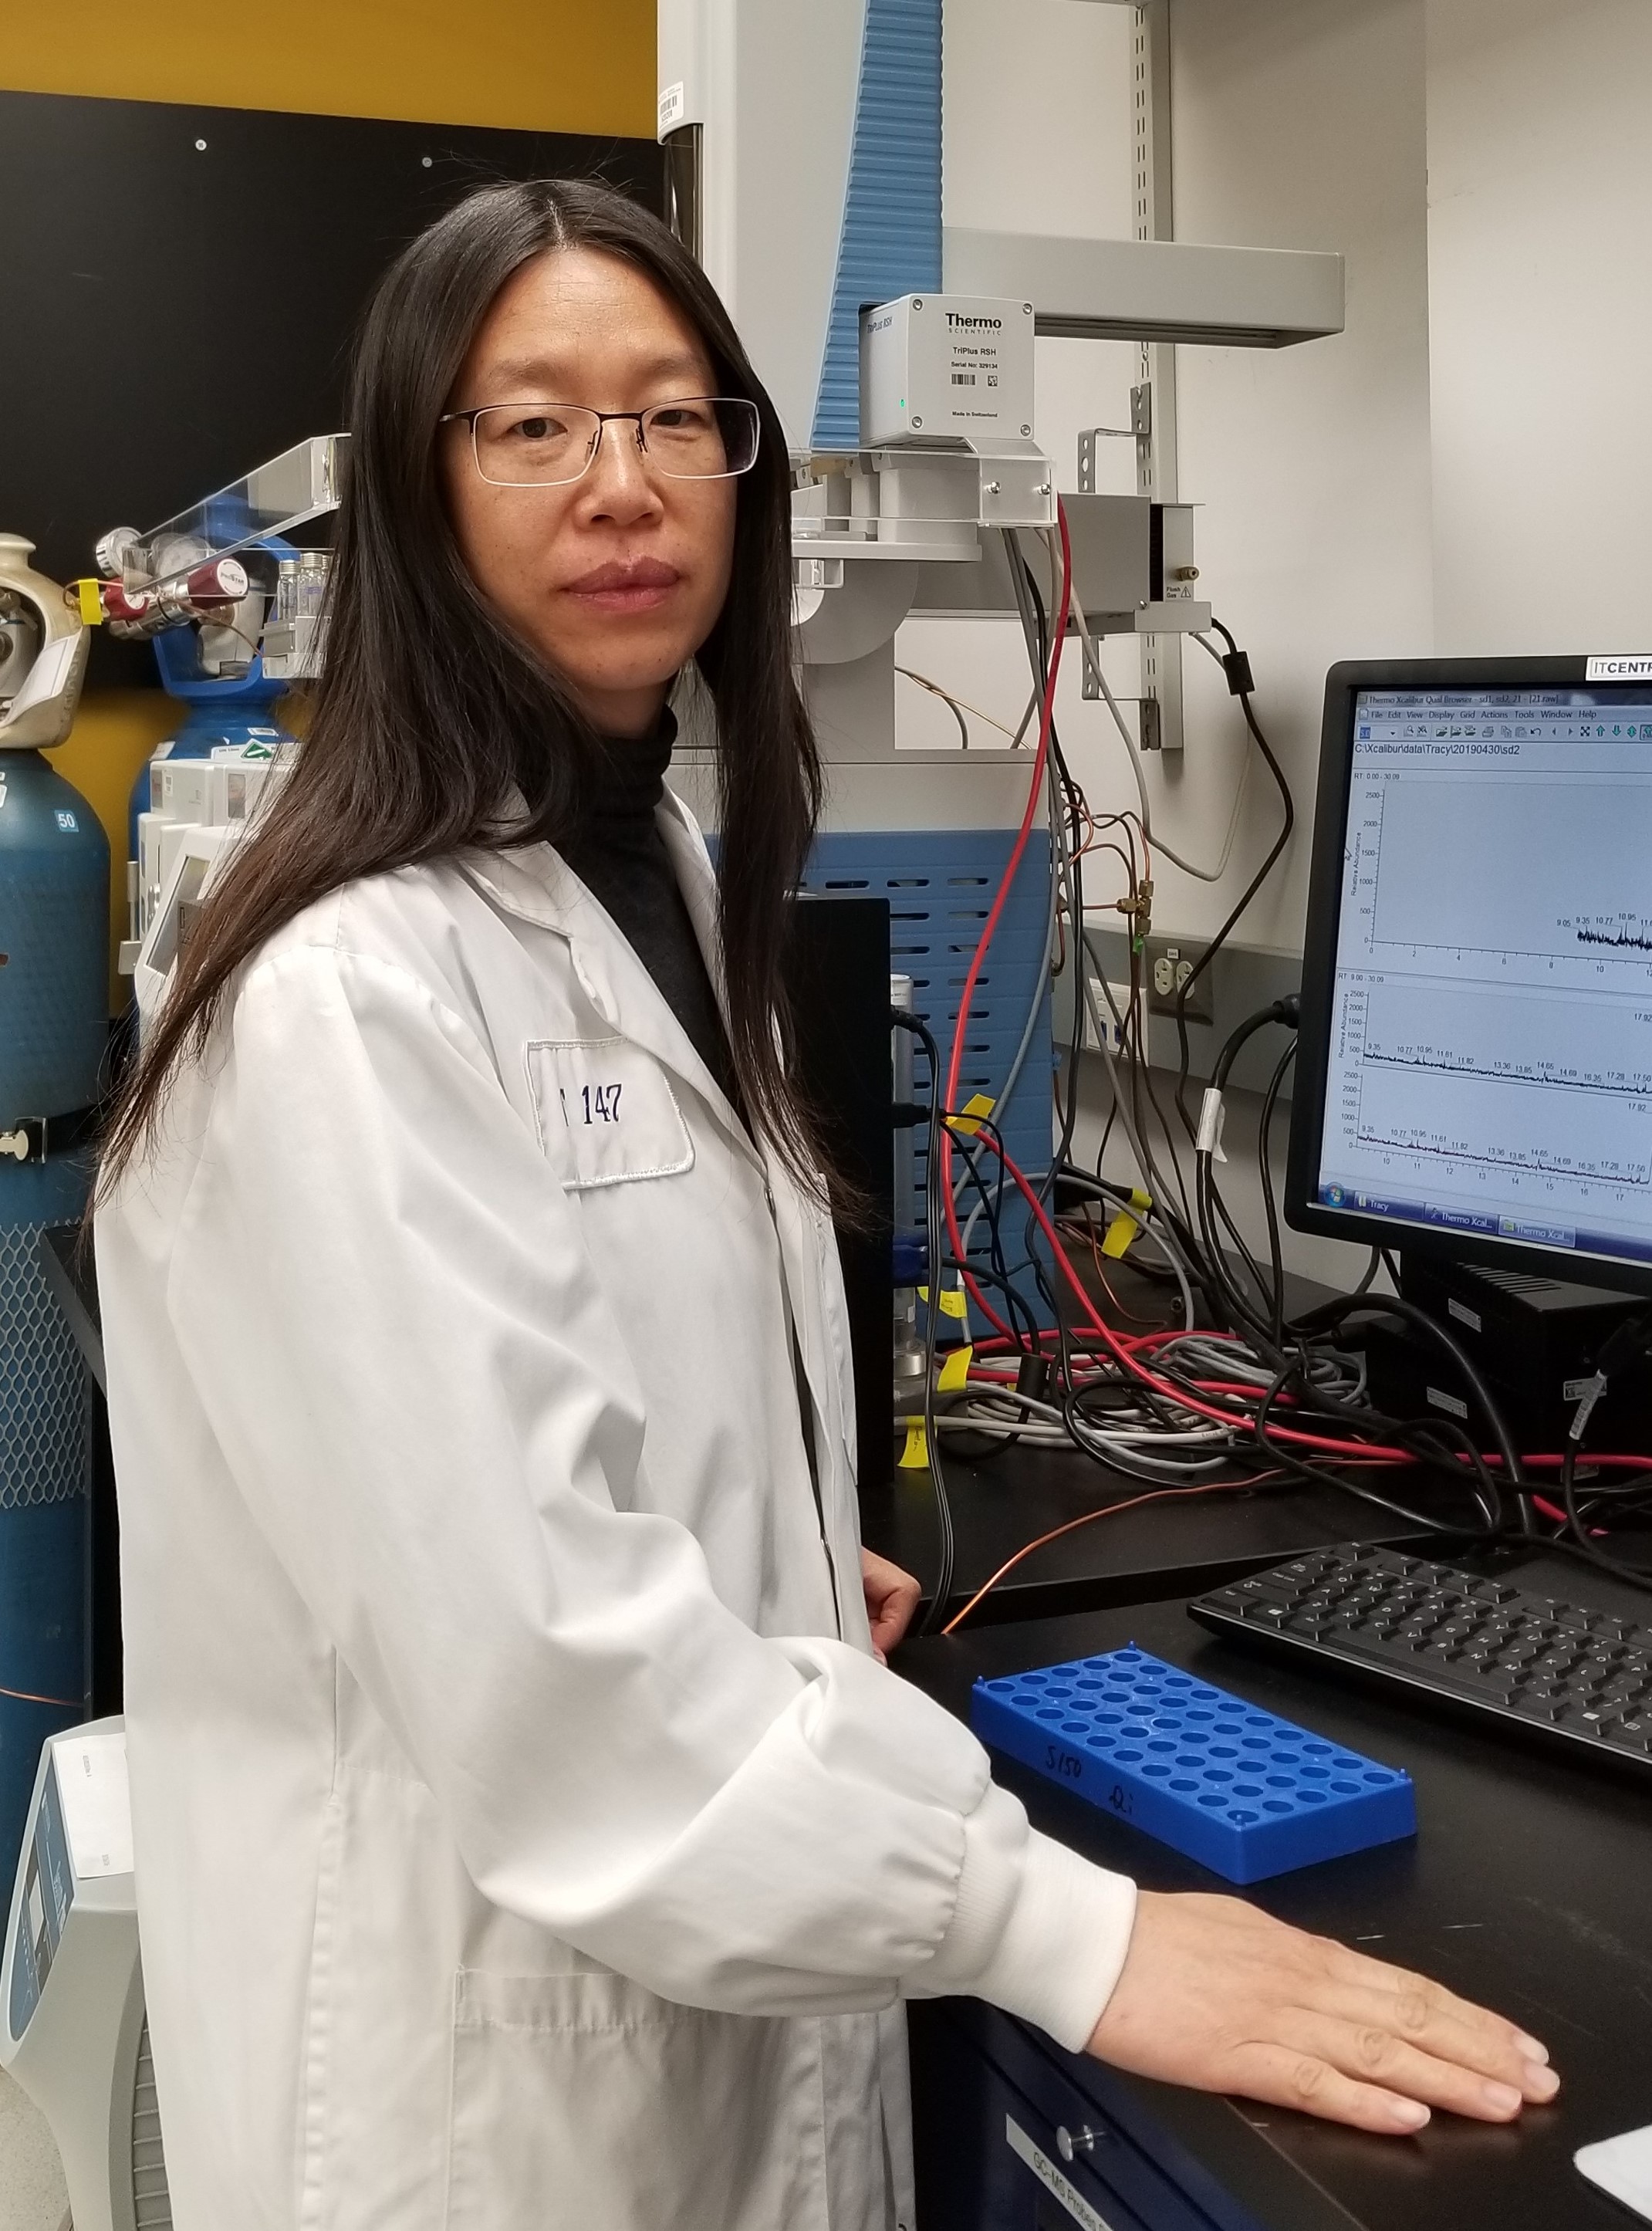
[99,177,824,1192]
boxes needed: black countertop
[861,1448,1449,1630]
[897,1561,1652,2230]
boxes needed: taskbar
[1315,1181,1652,1272]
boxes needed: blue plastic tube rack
[972,1646,1417,1885]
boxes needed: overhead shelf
[941,230,1346,347]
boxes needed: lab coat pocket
[444,1968,823,2231]
[525,1038,694,1190]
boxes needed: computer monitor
[1286,657,1652,1298]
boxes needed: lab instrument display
[1288,657,1652,1296]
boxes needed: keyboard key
[1190,1550,1652,1786]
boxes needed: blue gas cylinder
[0,749,109,1881]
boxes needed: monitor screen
[1300,677,1652,1280]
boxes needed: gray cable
[1002,528,1086,1213]
[956,757,1059,1178]
[944,532,1062,1211]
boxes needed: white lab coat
[96,789,1137,2231]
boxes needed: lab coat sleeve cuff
[918,1784,1138,2053]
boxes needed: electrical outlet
[1144,937,1215,1026]
[1080,978,1132,1053]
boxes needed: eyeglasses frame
[436,395,762,488]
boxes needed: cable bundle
[901,499,1652,1634]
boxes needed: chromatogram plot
[1368,777,1652,962]
[1350,980,1652,1193]
[1359,979,1652,1097]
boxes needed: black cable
[891,1008,954,1632]
[947,1123,1043,1351]
[1197,1154,1279,1350]
[1173,623,1297,1140]
[1551,1317,1652,1592]
[1287,1292,1522,1530]
[1560,1442,1652,1597]
[1256,1036,1298,1343]
[1341,1247,1383,1305]
[1016,552,1087,1195]
[1251,1356,1502,1539]
[904,1012,1042,1350]
[1191,1001,1299,1353]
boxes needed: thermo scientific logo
[947,313,1003,330]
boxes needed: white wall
[943,0,1136,241]
[926,0,1651,1288]
[930,0,1652,933]
[902,0,1146,768]
[1425,0,1652,654]
[921,0,1437,953]
[1169,0,1434,950]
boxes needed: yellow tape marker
[1101,1187,1153,1260]
[948,1092,998,1139]
[76,579,103,627]
[899,1420,931,1469]
[917,1283,970,1322]
[938,1343,973,1394]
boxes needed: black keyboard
[1190,1546,1652,1778]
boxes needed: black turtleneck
[562,712,833,1600]
[557,712,743,1117]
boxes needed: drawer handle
[1056,2123,1102,2162]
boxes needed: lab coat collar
[463,812,840,1469]
[459,800,765,1178]
[652,796,828,1222]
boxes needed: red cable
[937,502,1074,1340]
[964,1127,1441,1462]
[1522,1452,1652,1472]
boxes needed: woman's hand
[861,1549,922,1663]
[1088,1891,1559,2134]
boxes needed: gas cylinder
[0,536,103,1882]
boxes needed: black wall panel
[0,90,664,684]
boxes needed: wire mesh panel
[0,1178,91,1881]
[0,1219,89,1513]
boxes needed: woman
[95,181,1556,2229]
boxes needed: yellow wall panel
[0,1,655,137]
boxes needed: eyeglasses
[438,397,762,488]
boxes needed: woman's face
[441,245,739,738]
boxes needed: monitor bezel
[1284,654,1652,1300]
